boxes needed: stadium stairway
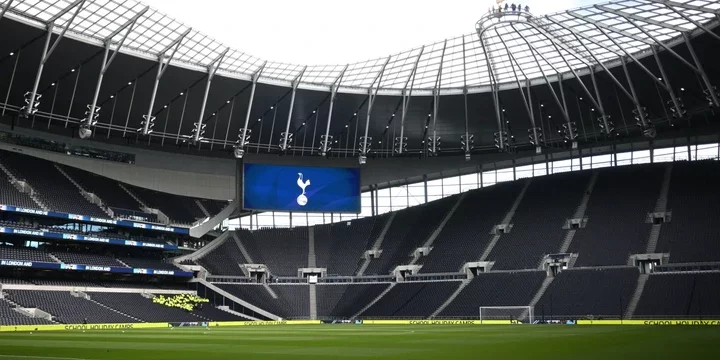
[411,193,467,265]
[174,231,230,265]
[116,183,170,224]
[86,296,144,322]
[352,283,395,318]
[53,164,113,218]
[216,305,259,321]
[356,212,397,276]
[197,279,281,320]
[309,284,317,320]
[430,279,470,318]
[624,273,649,319]
[558,171,599,254]
[645,164,673,254]
[528,275,555,312]
[0,296,57,324]
[195,199,212,218]
[480,179,531,261]
[308,227,316,268]
[0,159,48,211]
[232,231,255,264]
[189,201,239,238]
[263,284,279,299]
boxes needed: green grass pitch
[0,325,717,360]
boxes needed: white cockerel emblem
[296,173,311,206]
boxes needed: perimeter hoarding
[243,163,360,213]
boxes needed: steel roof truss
[566,10,654,45]
[496,30,536,134]
[357,57,391,159]
[0,0,14,27]
[85,7,145,131]
[280,66,307,151]
[663,4,720,43]
[595,4,688,32]
[139,27,191,135]
[682,32,719,107]
[645,0,720,15]
[397,46,424,155]
[594,25,661,102]
[513,24,571,129]
[23,0,87,117]
[523,21,606,122]
[429,40,447,156]
[193,47,229,143]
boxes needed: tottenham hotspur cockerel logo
[296,173,311,206]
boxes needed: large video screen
[243,163,361,213]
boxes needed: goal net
[479,306,534,324]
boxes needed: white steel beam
[194,48,229,143]
[86,6,147,129]
[280,66,306,151]
[645,0,720,15]
[596,4,687,32]
[0,0,14,27]
[141,28,191,135]
[398,46,425,154]
[24,0,86,117]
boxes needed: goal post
[479,306,534,324]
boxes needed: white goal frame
[479,306,534,324]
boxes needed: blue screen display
[243,163,361,213]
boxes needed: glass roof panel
[1,0,713,92]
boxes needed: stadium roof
[0,0,719,159]
[2,0,718,95]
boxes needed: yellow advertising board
[0,322,169,332]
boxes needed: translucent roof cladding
[2,0,719,93]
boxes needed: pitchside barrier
[576,320,720,325]
[3,319,720,332]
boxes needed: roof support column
[428,40,446,157]
[2,49,19,116]
[321,65,349,157]
[429,89,440,156]
[514,28,572,134]
[533,33,607,139]
[619,56,649,132]
[479,33,505,151]
[82,7,147,138]
[358,58,390,163]
[461,87,473,160]
[192,48,229,143]
[558,73,577,146]
[280,67,306,152]
[141,28,191,135]
[589,67,613,135]
[682,32,719,107]
[546,17,667,92]
[65,65,81,128]
[23,0,86,118]
[497,32,537,147]
[524,22,606,124]
[619,16,702,75]
[651,47,683,119]
[397,46,424,155]
[233,62,266,158]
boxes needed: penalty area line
[0,355,89,360]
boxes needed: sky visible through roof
[140,0,608,65]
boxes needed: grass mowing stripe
[0,325,718,359]
[0,355,88,360]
